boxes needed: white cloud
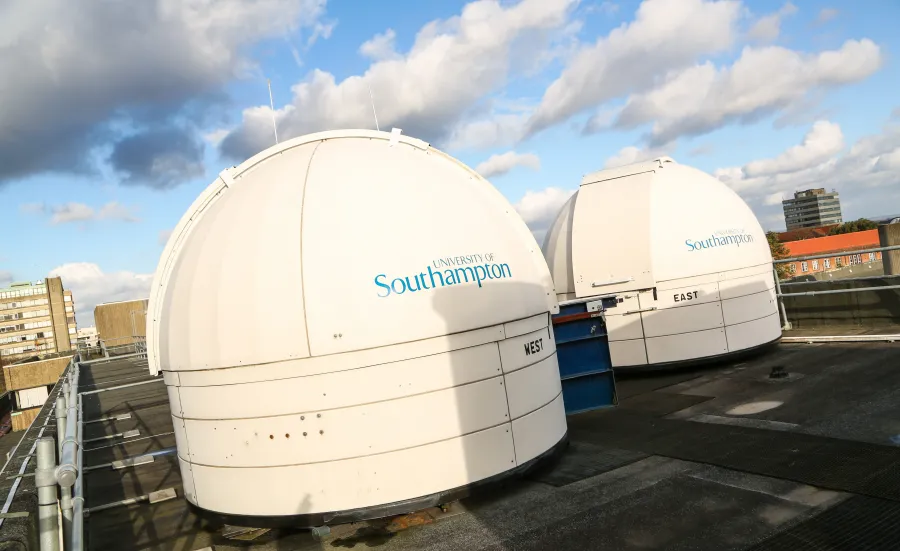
[514,187,576,242]
[359,29,399,61]
[475,151,541,179]
[715,118,900,222]
[763,192,785,205]
[306,20,336,48]
[873,147,900,171]
[203,129,231,146]
[222,0,578,159]
[21,202,140,225]
[445,114,529,151]
[613,39,882,145]
[158,229,174,246]
[604,143,675,168]
[0,271,12,288]
[51,203,96,225]
[527,0,743,136]
[0,0,329,185]
[582,108,616,135]
[816,8,839,24]
[744,120,843,177]
[50,263,152,327]
[747,2,797,43]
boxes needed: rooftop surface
[4,339,900,550]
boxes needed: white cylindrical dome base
[148,129,567,525]
[543,157,781,370]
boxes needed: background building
[782,188,843,230]
[94,299,148,354]
[782,230,882,279]
[0,277,77,366]
[76,326,99,349]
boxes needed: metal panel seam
[180,421,513,469]
[299,140,324,358]
[495,341,518,465]
[172,371,510,421]
[510,390,563,423]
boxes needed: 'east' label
[674,291,699,302]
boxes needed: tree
[828,218,878,235]
[767,232,792,279]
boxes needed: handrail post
[35,438,60,551]
[773,266,792,330]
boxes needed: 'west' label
[524,338,544,356]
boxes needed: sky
[1,0,898,327]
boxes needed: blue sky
[1,0,898,325]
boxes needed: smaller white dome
[542,157,780,369]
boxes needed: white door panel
[572,172,655,296]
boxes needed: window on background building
[824,258,831,269]
[789,264,796,274]
[812,260,819,270]
[869,253,877,262]
[801,262,809,272]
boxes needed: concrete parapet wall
[2,354,71,392]
[782,275,900,327]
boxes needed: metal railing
[19,355,86,551]
[772,243,900,331]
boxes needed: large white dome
[148,129,566,523]
[542,157,781,369]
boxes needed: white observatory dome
[147,129,567,525]
[543,157,781,370]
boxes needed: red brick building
[782,230,882,277]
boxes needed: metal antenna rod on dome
[267,79,279,144]
[367,84,380,132]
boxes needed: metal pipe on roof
[71,393,84,551]
[35,437,59,551]
[777,284,900,297]
[56,363,79,489]
[54,397,66,457]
